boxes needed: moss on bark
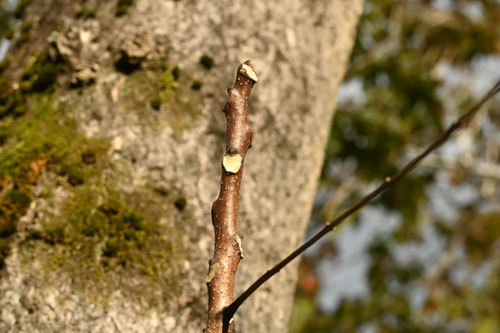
[121,62,204,134]
[0,78,189,304]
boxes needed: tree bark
[0,1,362,332]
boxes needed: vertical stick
[205,61,258,333]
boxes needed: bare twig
[222,80,500,324]
[205,61,258,333]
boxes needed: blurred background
[291,0,500,332]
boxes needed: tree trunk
[0,0,362,332]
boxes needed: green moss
[13,0,31,19]
[81,149,97,164]
[0,94,109,270]
[31,62,60,92]
[16,21,33,45]
[103,238,120,257]
[38,224,66,245]
[4,189,31,209]
[0,238,10,270]
[199,54,215,70]
[0,50,61,119]
[190,80,203,91]
[150,97,161,110]
[158,70,179,99]
[174,197,187,211]
[75,8,98,19]
[171,65,181,81]
[0,59,10,74]
[116,0,134,17]
[22,52,62,93]
[0,189,31,237]
[0,93,187,302]
[4,28,14,40]
[0,97,106,186]
[66,167,85,186]
[0,50,61,118]
[121,63,203,134]
[0,59,192,304]
[25,184,187,304]
[0,75,25,118]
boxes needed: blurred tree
[291,0,500,332]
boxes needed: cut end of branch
[240,62,259,82]
[223,154,243,174]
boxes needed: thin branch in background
[222,80,500,325]
[204,61,258,333]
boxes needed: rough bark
[0,1,363,332]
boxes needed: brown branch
[204,61,258,333]
[222,80,500,324]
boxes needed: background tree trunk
[0,0,362,332]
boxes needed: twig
[222,80,500,324]
[204,61,258,333]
